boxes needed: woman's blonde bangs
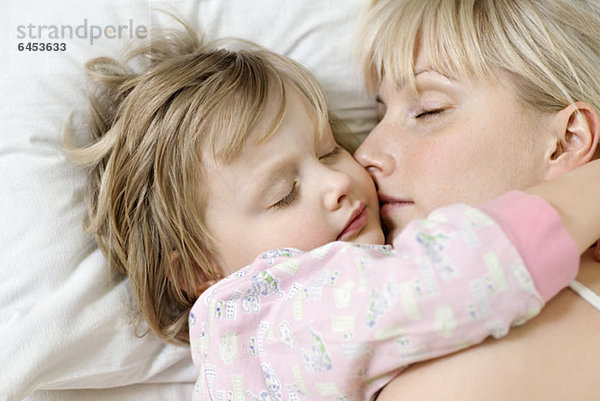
[363,0,600,121]
[361,0,493,94]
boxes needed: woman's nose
[354,123,395,179]
[322,168,354,211]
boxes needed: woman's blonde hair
[69,22,345,344]
[360,0,600,141]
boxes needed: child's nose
[322,169,354,210]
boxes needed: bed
[0,1,376,399]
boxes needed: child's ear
[544,102,600,180]
[168,251,216,298]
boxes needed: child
[72,24,600,400]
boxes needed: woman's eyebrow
[376,67,456,101]
[414,67,456,83]
[380,68,456,98]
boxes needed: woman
[354,0,600,398]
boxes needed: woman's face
[354,54,556,241]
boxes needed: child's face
[203,86,384,275]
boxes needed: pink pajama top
[189,192,578,400]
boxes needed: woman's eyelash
[415,108,445,119]
[272,181,299,209]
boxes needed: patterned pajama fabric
[190,192,578,400]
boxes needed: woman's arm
[526,159,600,253]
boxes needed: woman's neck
[575,248,600,293]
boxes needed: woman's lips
[379,196,415,218]
[337,205,368,241]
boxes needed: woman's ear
[544,102,600,180]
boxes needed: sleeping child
[70,22,600,400]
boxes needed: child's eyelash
[270,146,340,210]
[320,146,342,160]
[272,181,299,209]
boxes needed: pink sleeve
[189,192,579,400]
[480,190,578,302]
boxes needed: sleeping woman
[355,0,600,398]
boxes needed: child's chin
[354,228,386,246]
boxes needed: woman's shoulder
[377,250,600,401]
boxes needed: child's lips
[337,204,368,241]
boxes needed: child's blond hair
[360,0,600,159]
[70,22,350,344]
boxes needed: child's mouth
[337,205,368,241]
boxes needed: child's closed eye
[319,145,343,162]
[271,181,299,209]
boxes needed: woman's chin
[382,210,419,242]
[385,225,406,245]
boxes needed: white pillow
[0,1,376,400]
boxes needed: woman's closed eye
[415,108,446,119]
[272,181,299,209]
